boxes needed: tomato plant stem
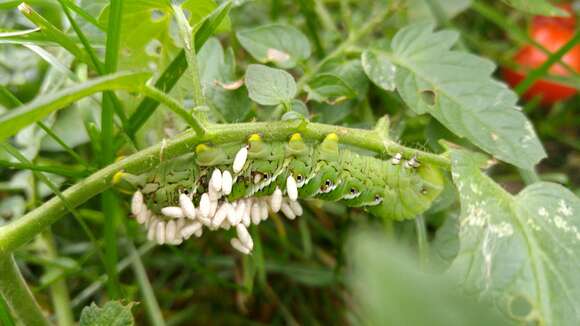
[0,120,450,257]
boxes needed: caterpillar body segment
[126,132,444,253]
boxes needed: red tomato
[503,24,580,105]
[532,3,576,31]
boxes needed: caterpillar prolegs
[125,133,444,254]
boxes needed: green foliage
[79,301,135,326]
[198,38,250,122]
[0,0,578,325]
[449,149,580,325]
[99,0,229,71]
[0,72,150,141]
[237,24,311,69]
[361,50,396,91]
[348,229,509,326]
[245,64,297,105]
[379,23,546,169]
[305,73,356,103]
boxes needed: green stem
[0,120,449,256]
[471,0,578,76]
[515,30,580,95]
[0,160,88,178]
[71,243,155,308]
[127,241,166,326]
[312,0,337,33]
[18,3,85,62]
[415,215,429,269]
[173,5,205,108]
[40,231,75,326]
[102,0,124,299]
[0,255,51,326]
[518,167,541,185]
[142,85,206,135]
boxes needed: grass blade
[0,71,150,141]
[127,241,166,326]
[18,3,86,62]
[59,0,106,31]
[101,0,125,299]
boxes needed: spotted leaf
[449,149,580,325]
[382,23,546,169]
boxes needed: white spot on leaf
[266,48,290,63]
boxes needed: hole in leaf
[145,39,162,57]
[122,47,132,57]
[151,9,165,22]
[420,89,436,106]
[509,295,533,320]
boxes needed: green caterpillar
[126,133,444,253]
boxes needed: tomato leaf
[79,301,135,326]
[245,64,297,106]
[449,149,580,325]
[362,50,396,91]
[348,229,509,326]
[305,73,356,104]
[99,0,229,71]
[383,23,546,169]
[198,38,250,122]
[237,24,311,69]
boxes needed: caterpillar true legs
[125,132,444,254]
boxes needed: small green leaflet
[0,72,150,141]
[281,99,309,121]
[449,149,580,326]
[502,0,569,16]
[305,73,356,104]
[377,23,546,169]
[245,64,297,106]
[237,24,311,69]
[79,301,134,326]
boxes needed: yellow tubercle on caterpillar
[248,133,262,142]
[195,143,210,154]
[290,133,303,142]
[325,133,339,142]
[112,171,127,185]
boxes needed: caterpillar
[124,133,444,254]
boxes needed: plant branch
[0,120,449,256]
[0,255,51,326]
[142,85,206,136]
[173,5,206,108]
[296,2,395,91]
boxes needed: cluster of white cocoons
[131,146,304,254]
